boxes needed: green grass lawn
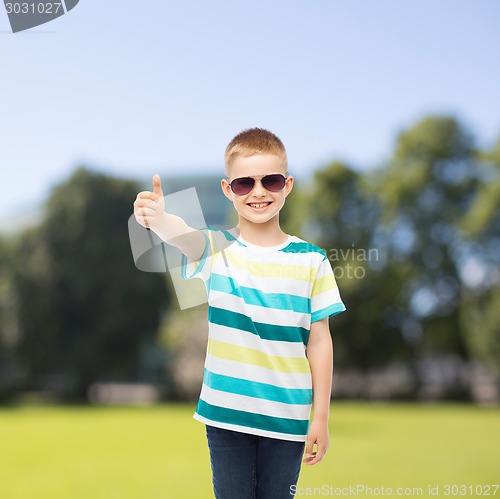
[1,402,498,498]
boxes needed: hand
[133,174,166,229]
[303,419,330,465]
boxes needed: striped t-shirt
[180,227,346,442]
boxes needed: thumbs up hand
[152,174,163,198]
[133,174,166,229]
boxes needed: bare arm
[303,317,333,465]
[133,174,206,262]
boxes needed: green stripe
[204,369,312,405]
[209,273,310,314]
[311,302,346,322]
[197,399,309,436]
[219,229,238,241]
[280,241,327,258]
[180,231,210,280]
[206,227,245,247]
[208,306,309,344]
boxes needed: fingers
[303,439,314,464]
[136,191,158,201]
[306,450,323,465]
[304,439,314,459]
[303,451,318,465]
[135,207,155,217]
[153,174,163,197]
[135,210,155,229]
[134,197,157,210]
[134,202,156,228]
[303,441,327,466]
[135,174,164,204]
[133,176,165,229]
[135,211,150,228]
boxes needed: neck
[236,215,288,246]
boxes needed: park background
[1,1,499,498]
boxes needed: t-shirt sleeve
[310,255,346,322]
[180,228,214,282]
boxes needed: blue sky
[1,0,499,229]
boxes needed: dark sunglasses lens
[231,177,255,195]
[262,174,286,192]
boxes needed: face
[221,154,294,225]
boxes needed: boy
[133,128,345,498]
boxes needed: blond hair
[224,127,288,175]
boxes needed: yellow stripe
[208,230,217,255]
[207,339,310,374]
[225,251,317,282]
[312,273,338,296]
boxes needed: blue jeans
[205,425,305,499]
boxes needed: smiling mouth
[247,202,272,209]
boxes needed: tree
[0,235,20,402]
[458,137,500,373]
[14,167,170,401]
[302,161,411,372]
[298,116,498,399]
[371,115,482,396]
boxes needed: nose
[249,179,267,197]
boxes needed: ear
[221,178,233,201]
[284,175,294,198]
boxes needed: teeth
[249,202,270,208]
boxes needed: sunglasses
[228,173,288,196]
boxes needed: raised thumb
[152,174,163,196]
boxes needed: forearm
[306,327,333,421]
[151,212,206,260]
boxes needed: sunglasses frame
[227,172,289,196]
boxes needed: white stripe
[209,323,307,358]
[204,355,312,389]
[312,287,343,311]
[215,248,322,274]
[221,258,316,283]
[193,414,307,442]
[199,384,311,420]
[235,250,324,268]
[219,236,324,265]
[209,291,311,329]
[315,259,335,278]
